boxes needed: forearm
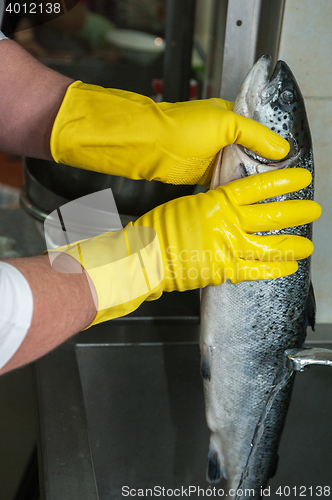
[0,39,74,159]
[0,254,96,375]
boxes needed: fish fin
[306,281,316,331]
[206,441,225,483]
[200,343,212,381]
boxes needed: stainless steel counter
[35,321,332,500]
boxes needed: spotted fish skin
[200,55,315,498]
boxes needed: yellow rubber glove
[50,81,290,187]
[48,169,321,328]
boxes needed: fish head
[215,55,312,187]
[250,56,311,158]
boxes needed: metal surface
[285,347,332,371]
[163,0,196,101]
[35,325,332,499]
[20,186,61,223]
[21,157,195,220]
[76,341,209,497]
[255,0,285,65]
[203,0,285,100]
[0,206,46,257]
[269,352,332,492]
[220,0,262,100]
[202,0,228,99]
[35,341,98,500]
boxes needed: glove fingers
[223,168,313,206]
[240,199,321,232]
[241,234,313,261]
[233,260,299,283]
[230,112,290,160]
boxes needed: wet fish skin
[200,55,315,498]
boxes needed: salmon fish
[200,55,315,498]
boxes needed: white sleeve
[0,262,33,369]
[0,30,7,41]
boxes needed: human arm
[0,254,96,375]
[0,37,288,185]
[0,38,73,159]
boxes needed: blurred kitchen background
[0,0,331,498]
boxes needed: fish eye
[280,90,295,105]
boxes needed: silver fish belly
[200,55,315,498]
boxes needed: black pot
[20,157,196,221]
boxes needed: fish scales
[200,55,315,498]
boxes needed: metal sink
[35,320,332,499]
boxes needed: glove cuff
[46,223,164,328]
